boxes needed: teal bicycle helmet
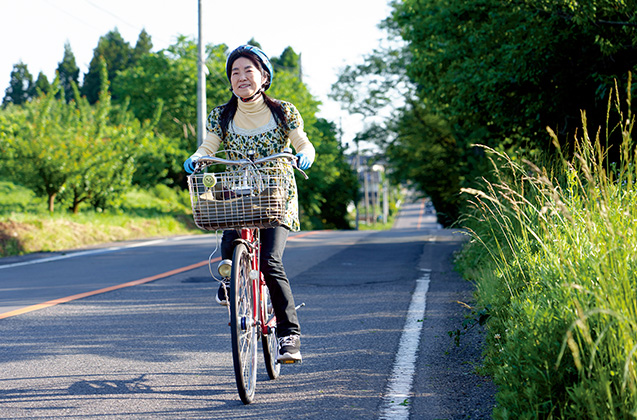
[226,45,273,91]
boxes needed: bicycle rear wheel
[229,243,258,404]
[261,285,280,380]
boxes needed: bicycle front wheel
[229,242,258,404]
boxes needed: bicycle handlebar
[192,150,309,179]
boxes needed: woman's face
[230,56,267,100]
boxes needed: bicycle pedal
[279,359,302,365]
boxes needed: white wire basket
[188,164,291,231]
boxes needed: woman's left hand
[296,153,313,170]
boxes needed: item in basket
[192,184,286,231]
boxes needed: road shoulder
[410,230,496,419]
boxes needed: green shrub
[120,184,190,216]
[0,180,44,213]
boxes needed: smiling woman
[183,44,317,365]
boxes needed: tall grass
[457,76,637,418]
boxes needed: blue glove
[296,153,313,170]
[184,157,197,174]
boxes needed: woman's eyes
[232,67,255,77]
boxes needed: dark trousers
[221,227,300,337]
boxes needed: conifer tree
[81,28,134,103]
[34,71,51,96]
[2,61,34,106]
[56,42,79,103]
[132,29,153,65]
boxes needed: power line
[82,0,172,45]
[41,0,98,32]
[83,0,140,33]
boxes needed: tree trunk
[48,193,56,213]
[71,192,84,214]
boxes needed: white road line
[0,238,174,270]
[379,269,431,420]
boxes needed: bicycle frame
[235,227,276,339]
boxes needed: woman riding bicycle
[184,45,315,363]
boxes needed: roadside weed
[457,77,637,418]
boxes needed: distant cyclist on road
[184,45,315,363]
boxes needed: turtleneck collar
[237,93,267,115]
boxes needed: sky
[0,0,393,146]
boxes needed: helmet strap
[231,88,263,103]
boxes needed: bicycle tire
[229,242,258,404]
[261,285,281,380]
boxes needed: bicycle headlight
[218,259,232,278]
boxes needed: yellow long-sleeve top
[190,95,316,161]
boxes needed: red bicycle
[187,149,306,404]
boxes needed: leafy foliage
[0,63,156,213]
[386,101,464,226]
[34,72,51,96]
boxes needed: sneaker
[277,335,302,363]
[216,279,230,306]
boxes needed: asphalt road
[0,202,495,419]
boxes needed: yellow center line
[417,200,425,229]
[288,230,321,240]
[0,258,217,320]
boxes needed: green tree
[390,0,637,151]
[1,66,157,213]
[114,37,224,141]
[63,58,159,213]
[33,71,51,96]
[56,42,79,103]
[304,118,358,229]
[2,62,35,107]
[82,28,135,104]
[132,28,153,64]
[2,80,75,211]
[270,55,358,229]
[271,46,302,78]
[113,38,229,187]
[385,101,464,226]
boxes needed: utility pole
[196,0,207,147]
[298,53,303,83]
[383,177,389,225]
[354,136,360,230]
